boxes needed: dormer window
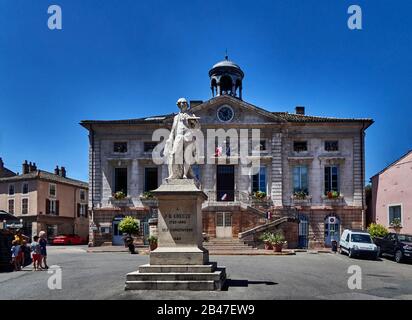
[325,140,339,152]
[22,183,29,194]
[8,185,15,195]
[114,142,128,153]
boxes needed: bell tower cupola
[209,55,244,100]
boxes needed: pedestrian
[38,231,49,269]
[30,235,42,271]
[10,240,21,271]
[14,229,29,269]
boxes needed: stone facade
[81,58,373,248]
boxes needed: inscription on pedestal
[160,207,197,245]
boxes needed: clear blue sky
[1,0,411,183]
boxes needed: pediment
[189,95,285,125]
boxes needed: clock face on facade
[217,105,234,122]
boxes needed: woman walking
[38,231,49,269]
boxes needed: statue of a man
[164,98,200,179]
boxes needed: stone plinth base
[125,263,226,291]
[150,247,209,265]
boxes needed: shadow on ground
[222,279,278,291]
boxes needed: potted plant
[113,190,127,200]
[327,191,340,199]
[118,216,139,254]
[390,218,402,233]
[252,191,267,202]
[259,232,273,250]
[141,191,154,200]
[293,190,308,200]
[270,232,285,252]
[148,235,158,251]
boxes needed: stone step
[138,264,216,273]
[125,280,218,291]
[204,246,255,250]
[126,271,223,282]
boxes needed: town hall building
[81,57,373,248]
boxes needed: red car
[52,234,87,245]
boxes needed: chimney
[60,166,66,178]
[29,162,36,172]
[54,165,60,175]
[22,160,29,174]
[0,158,3,169]
[295,106,305,115]
[32,162,37,171]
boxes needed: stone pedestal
[125,179,226,291]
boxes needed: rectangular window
[22,199,28,215]
[113,142,128,153]
[22,183,29,194]
[49,184,56,197]
[49,200,57,214]
[78,204,88,217]
[325,140,339,152]
[324,166,339,194]
[259,140,267,151]
[8,185,14,195]
[8,199,14,214]
[293,141,308,152]
[252,167,267,193]
[144,167,158,192]
[388,205,402,225]
[293,166,308,194]
[80,190,86,202]
[114,168,128,195]
[144,142,158,153]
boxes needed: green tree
[367,223,389,238]
[118,216,139,235]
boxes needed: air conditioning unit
[328,216,337,224]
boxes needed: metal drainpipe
[361,122,366,230]
[90,126,95,241]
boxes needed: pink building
[371,150,412,234]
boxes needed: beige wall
[0,180,38,216]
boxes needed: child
[31,236,41,271]
[38,231,49,269]
[11,240,21,271]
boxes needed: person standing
[30,236,42,271]
[10,240,21,271]
[38,231,49,269]
[14,229,29,269]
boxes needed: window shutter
[86,204,89,217]
[46,199,50,214]
[77,203,80,217]
[56,200,60,216]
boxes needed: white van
[339,229,378,259]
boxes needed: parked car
[374,233,412,263]
[52,234,87,245]
[339,229,378,259]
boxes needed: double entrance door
[216,212,232,238]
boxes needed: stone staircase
[203,238,257,254]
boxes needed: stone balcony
[290,195,312,207]
[321,195,345,206]
[109,196,133,208]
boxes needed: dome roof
[212,59,241,69]
[209,56,244,78]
